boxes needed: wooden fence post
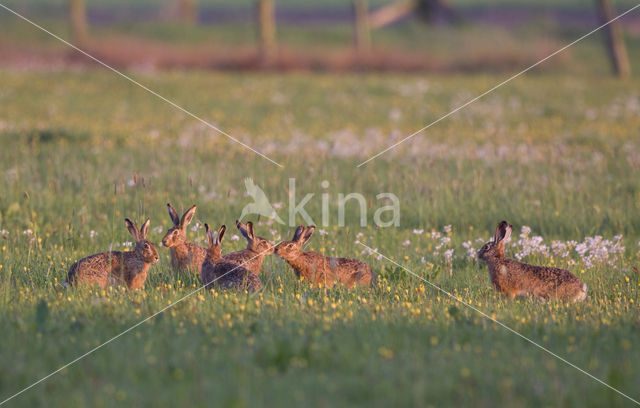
[596,0,631,78]
[69,0,88,45]
[353,0,371,55]
[257,0,277,65]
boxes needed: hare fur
[201,223,262,292]
[478,221,587,302]
[67,218,159,290]
[162,203,207,274]
[275,225,376,288]
[221,220,274,275]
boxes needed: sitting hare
[162,203,207,274]
[275,225,376,288]
[201,224,262,292]
[478,221,587,302]
[222,220,274,275]
[67,218,159,290]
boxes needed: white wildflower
[444,249,454,263]
[462,240,476,261]
[412,229,424,235]
[230,234,240,242]
[513,226,548,260]
[402,240,411,247]
[361,246,382,260]
[551,241,569,258]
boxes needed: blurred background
[0,0,638,76]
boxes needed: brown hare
[201,224,262,292]
[162,203,207,274]
[66,218,159,290]
[222,220,274,275]
[478,221,587,302]
[275,225,376,288]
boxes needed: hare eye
[144,243,149,249]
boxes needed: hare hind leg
[532,287,549,302]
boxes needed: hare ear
[292,225,305,242]
[205,223,214,248]
[140,218,150,240]
[217,225,226,245]
[180,205,197,230]
[301,225,315,244]
[246,222,255,240]
[236,220,249,239]
[167,203,180,227]
[125,218,139,241]
[502,222,512,243]
[494,221,512,244]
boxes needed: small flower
[402,240,411,247]
[122,241,133,247]
[412,229,424,235]
[230,234,240,242]
[444,249,454,262]
[462,240,476,260]
[153,226,164,234]
[318,229,328,236]
[443,225,452,234]
[23,229,33,235]
[89,230,98,239]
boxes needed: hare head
[236,220,274,255]
[478,220,512,261]
[205,223,226,261]
[162,203,197,248]
[274,225,315,259]
[126,218,159,264]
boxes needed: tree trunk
[177,0,198,24]
[596,0,631,78]
[257,0,277,66]
[353,0,371,55]
[69,0,88,45]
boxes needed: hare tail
[576,283,587,301]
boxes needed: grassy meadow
[0,67,640,407]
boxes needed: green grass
[0,69,639,407]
